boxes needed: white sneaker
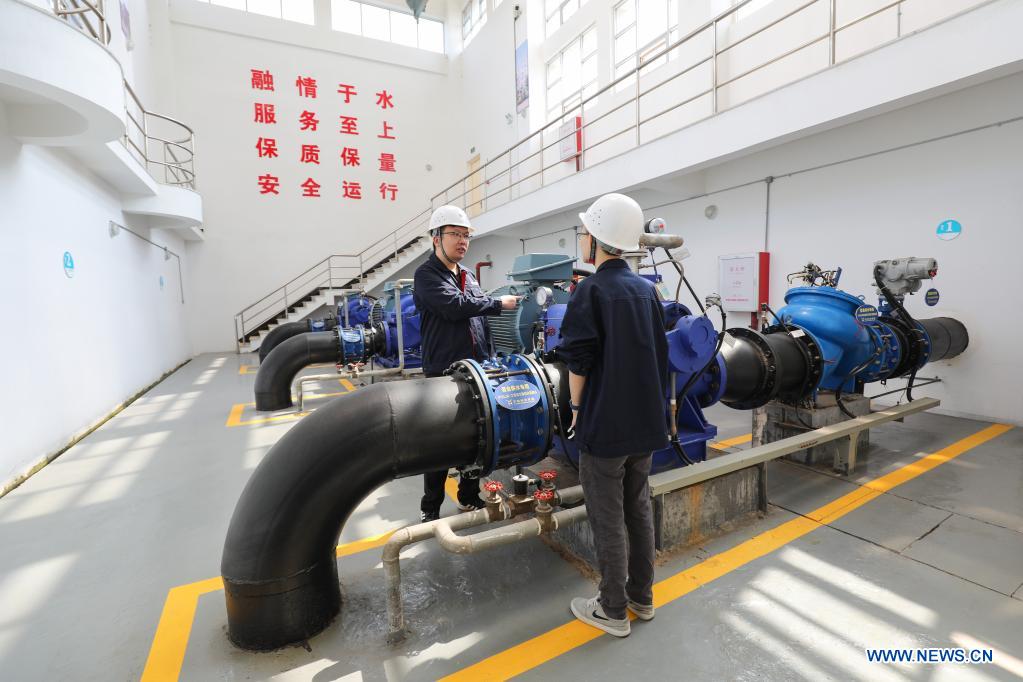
[627,599,655,621]
[570,596,630,637]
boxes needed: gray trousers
[579,451,655,620]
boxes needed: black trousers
[421,469,481,514]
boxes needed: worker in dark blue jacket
[414,205,521,522]
[557,193,669,638]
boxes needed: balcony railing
[52,0,110,45]
[431,0,990,212]
[124,82,197,190]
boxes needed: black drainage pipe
[222,375,483,650]
[258,318,337,364]
[254,331,340,411]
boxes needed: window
[461,0,486,45]
[204,0,314,24]
[546,26,597,122]
[331,0,445,53]
[545,0,589,36]
[613,0,679,84]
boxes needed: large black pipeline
[223,363,568,650]
[719,317,967,409]
[258,318,337,363]
[920,317,969,363]
[254,331,340,411]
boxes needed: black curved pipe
[254,331,340,411]
[223,375,483,650]
[259,318,337,363]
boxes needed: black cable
[874,265,925,401]
[661,247,706,314]
[671,438,696,466]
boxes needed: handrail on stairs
[233,217,432,352]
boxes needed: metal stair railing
[233,211,432,352]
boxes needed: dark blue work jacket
[556,259,670,458]
[414,252,502,377]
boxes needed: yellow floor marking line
[239,362,337,375]
[224,384,357,427]
[141,529,399,682]
[710,432,753,449]
[441,422,1013,681]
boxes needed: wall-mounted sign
[936,219,961,241]
[120,0,132,49]
[159,275,165,290]
[925,288,939,306]
[718,253,759,313]
[63,251,75,278]
[854,305,879,325]
[515,40,529,114]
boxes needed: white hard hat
[428,205,472,235]
[578,193,644,252]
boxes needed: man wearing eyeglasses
[413,205,521,522]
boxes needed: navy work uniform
[414,252,503,515]
[556,258,670,621]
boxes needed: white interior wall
[168,6,460,351]
[0,101,192,489]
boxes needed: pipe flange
[721,327,780,410]
[763,324,824,401]
[447,359,495,476]
[880,315,928,378]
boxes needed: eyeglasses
[443,231,473,243]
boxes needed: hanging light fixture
[406,0,428,20]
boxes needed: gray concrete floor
[0,353,1020,681]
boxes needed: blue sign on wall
[494,379,541,411]
[936,219,962,241]
[925,288,940,306]
[854,305,879,325]
[63,251,75,278]
[159,275,165,290]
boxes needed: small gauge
[535,286,553,308]
[645,218,666,234]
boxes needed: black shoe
[420,510,440,523]
[456,495,486,512]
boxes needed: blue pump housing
[336,293,373,328]
[543,299,726,474]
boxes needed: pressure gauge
[535,286,553,309]
[645,218,666,234]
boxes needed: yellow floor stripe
[710,432,753,448]
[142,529,400,682]
[224,384,357,427]
[441,422,1013,681]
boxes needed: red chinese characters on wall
[250,68,400,200]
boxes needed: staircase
[234,212,432,353]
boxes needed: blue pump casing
[543,299,726,474]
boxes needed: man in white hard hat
[414,205,521,522]
[556,193,669,637]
